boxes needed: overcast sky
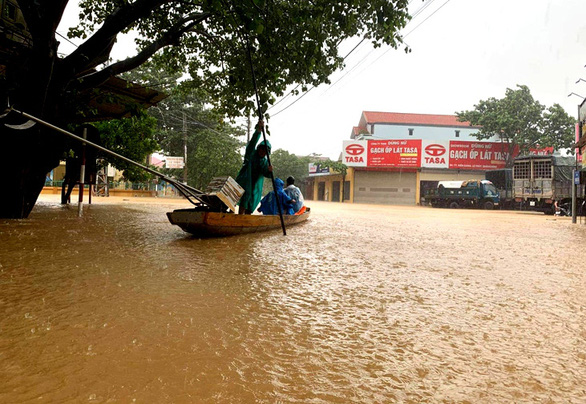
[59,0,586,160]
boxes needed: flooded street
[1,196,586,403]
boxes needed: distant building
[309,111,514,205]
[350,111,496,143]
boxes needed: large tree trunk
[2,164,48,219]
[0,123,65,218]
[0,17,71,218]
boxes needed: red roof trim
[362,111,478,128]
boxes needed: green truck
[426,179,500,209]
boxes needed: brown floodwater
[1,196,586,403]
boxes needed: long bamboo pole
[246,37,287,236]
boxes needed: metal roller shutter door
[354,171,417,205]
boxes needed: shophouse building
[310,111,512,205]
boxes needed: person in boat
[283,176,305,214]
[258,177,296,215]
[236,119,273,214]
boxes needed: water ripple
[1,200,585,402]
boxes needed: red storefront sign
[448,141,511,170]
[367,139,421,167]
[342,139,516,169]
[529,147,554,155]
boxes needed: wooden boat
[166,208,311,237]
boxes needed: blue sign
[574,170,581,185]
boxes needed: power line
[56,31,79,48]
[271,0,453,113]
[404,0,452,39]
[160,110,241,136]
[268,37,367,115]
[410,0,438,19]
[333,0,452,90]
[269,87,315,118]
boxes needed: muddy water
[1,197,586,403]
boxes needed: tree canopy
[92,111,159,182]
[66,0,411,118]
[456,85,575,166]
[269,149,311,184]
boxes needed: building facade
[310,111,512,205]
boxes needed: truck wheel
[483,201,494,210]
[449,202,459,209]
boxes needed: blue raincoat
[258,178,295,215]
[235,129,272,212]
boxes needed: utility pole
[183,111,188,184]
[573,108,578,224]
[78,128,87,217]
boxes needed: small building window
[408,128,414,136]
[455,130,460,138]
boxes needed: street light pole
[183,111,188,184]
[569,89,586,224]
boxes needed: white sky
[58,0,586,160]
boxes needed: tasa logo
[345,144,364,156]
[425,144,446,157]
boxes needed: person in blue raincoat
[236,120,273,214]
[258,178,296,215]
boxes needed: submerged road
[1,196,585,402]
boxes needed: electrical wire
[269,87,315,118]
[159,110,239,136]
[268,0,453,117]
[411,0,438,19]
[267,37,367,114]
[404,0,452,39]
[56,31,79,48]
[267,38,366,116]
[329,0,452,92]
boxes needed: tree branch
[72,13,210,91]
[61,0,174,77]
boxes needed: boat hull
[166,209,310,237]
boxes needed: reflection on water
[1,198,586,402]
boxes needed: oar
[246,36,286,236]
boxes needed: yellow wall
[310,171,352,202]
[51,162,66,181]
[41,187,157,197]
[415,170,421,205]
